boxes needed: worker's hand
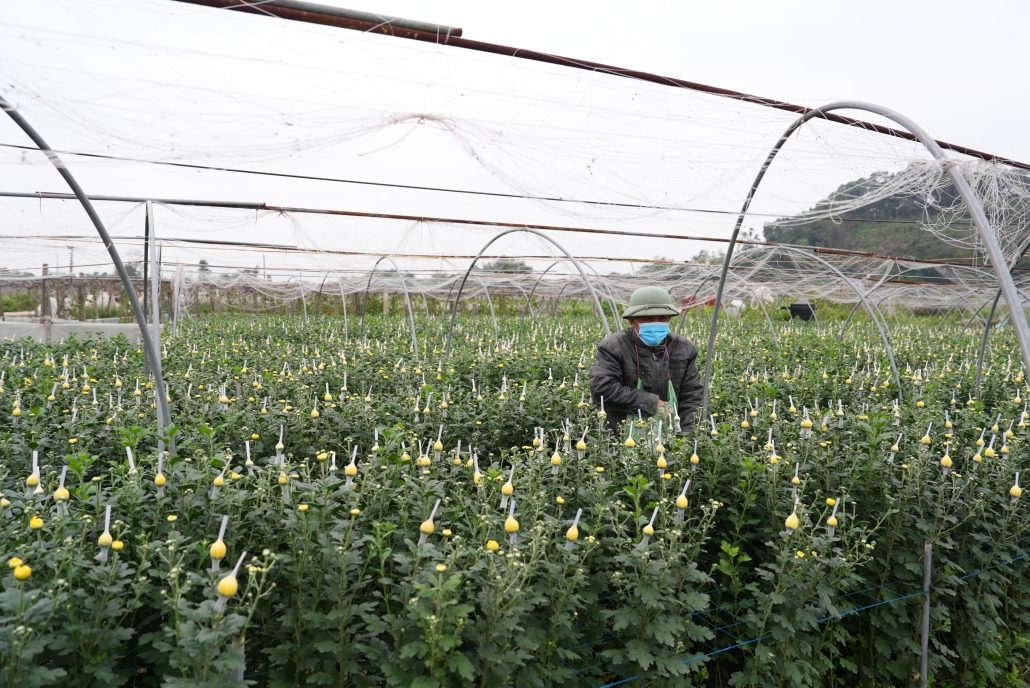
[656,400,666,408]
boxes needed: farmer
[589,286,704,434]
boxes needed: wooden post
[382,288,390,315]
[78,280,86,321]
[41,263,49,320]
[0,282,5,321]
[56,281,65,320]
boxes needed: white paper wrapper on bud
[210,515,229,571]
[674,475,692,519]
[639,506,659,549]
[418,499,441,547]
[577,427,588,459]
[888,433,902,464]
[505,499,520,546]
[214,551,247,612]
[344,446,358,490]
[55,466,70,517]
[500,464,515,510]
[826,498,841,538]
[565,508,583,550]
[96,505,113,562]
[784,497,801,536]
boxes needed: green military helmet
[622,286,680,319]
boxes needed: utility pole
[68,246,74,274]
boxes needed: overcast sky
[368,0,1029,161]
[0,0,1026,279]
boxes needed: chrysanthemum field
[2,312,1029,688]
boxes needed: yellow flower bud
[217,575,238,597]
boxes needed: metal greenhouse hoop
[445,228,610,356]
[701,100,1030,418]
[0,94,171,435]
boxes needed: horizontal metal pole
[0,191,1005,271]
[170,0,460,37]
[165,0,1029,171]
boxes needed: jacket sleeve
[589,338,660,414]
[676,346,704,432]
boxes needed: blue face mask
[637,322,670,347]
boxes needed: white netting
[0,0,1027,308]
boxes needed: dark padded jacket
[589,328,704,434]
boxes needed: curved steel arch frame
[335,274,350,341]
[776,245,902,395]
[1,95,170,434]
[445,228,611,356]
[520,260,562,331]
[975,288,1030,397]
[968,233,1030,395]
[472,276,499,343]
[701,100,1030,417]
[356,257,420,360]
[838,264,946,338]
[283,276,308,321]
[676,274,720,334]
[357,256,390,341]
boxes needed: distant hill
[763,173,975,262]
